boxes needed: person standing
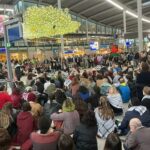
[136,62,150,100]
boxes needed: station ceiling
[1,0,150,32]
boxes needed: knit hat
[27,92,37,102]
[0,112,10,129]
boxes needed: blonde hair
[99,96,114,120]
[119,78,125,84]
[62,98,75,112]
[109,86,119,95]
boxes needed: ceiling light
[142,18,150,23]
[143,1,150,7]
[6,9,14,12]
[106,0,123,10]
[126,10,138,18]
[0,8,14,12]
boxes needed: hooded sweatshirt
[17,111,35,145]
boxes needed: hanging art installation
[23,6,80,39]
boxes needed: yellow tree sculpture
[23,6,80,39]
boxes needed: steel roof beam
[89,0,137,19]
[89,7,116,19]
[69,0,88,9]
[79,1,106,15]
[108,17,136,26]
[99,13,122,22]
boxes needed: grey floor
[18,76,127,150]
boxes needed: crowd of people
[0,51,150,150]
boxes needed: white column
[123,10,127,51]
[4,25,13,87]
[86,19,89,41]
[57,0,64,67]
[137,0,143,51]
[123,10,126,34]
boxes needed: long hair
[99,96,114,120]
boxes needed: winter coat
[73,123,98,150]
[119,106,150,135]
[136,71,150,100]
[16,111,35,145]
[31,131,60,150]
[141,95,150,111]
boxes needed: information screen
[7,23,23,42]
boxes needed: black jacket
[119,107,150,135]
[73,123,98,150]
[141,96,150,111]
[136,71,150,100]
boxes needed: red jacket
[0,92,12,109]
[16,111,35,145]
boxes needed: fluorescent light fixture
[106,0,123,10]
[143,1,150,7]
[6,9,14,12]
[142,18,150,23]
[0,8,14,12]
[126,10,138,18]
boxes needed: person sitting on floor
[30,116,60,150]
[51,98,80,135]
[107,86,123,115]
[73,110,98,150]
[118,78,131,103]
[118,97,149,135]
[16,102,35,146]
[94,96,115,138]
[125,118,150,150]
